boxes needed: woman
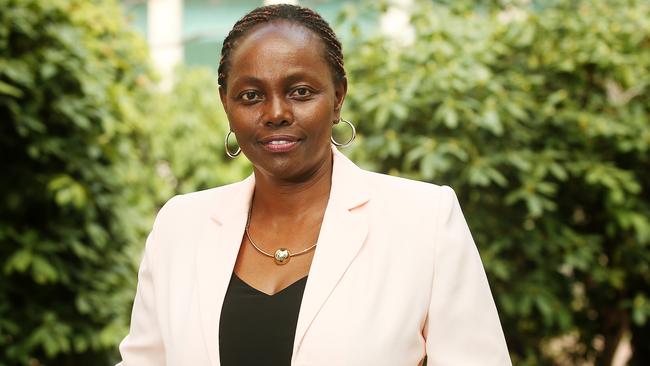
[118,4,511,366]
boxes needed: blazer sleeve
[116,199,174,366]
[424,186,511,366]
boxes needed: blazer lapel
[293,147,371,355]
[196,175,254,366]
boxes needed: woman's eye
[240,91,261,102]
[291,87,313,98]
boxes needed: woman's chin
[253,157,330,184]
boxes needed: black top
[219,273,308,366]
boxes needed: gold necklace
[245,208,318,265]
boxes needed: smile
[260,137,300,152]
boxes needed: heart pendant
[274,248,290,265]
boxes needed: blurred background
[1,0,649,365]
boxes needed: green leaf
[31,256,58,284]
[0,81,23,97]
[4,249,32,274]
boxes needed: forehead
[237,20,322,51]
[227,21,331,86]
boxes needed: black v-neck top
[219,273,308,366]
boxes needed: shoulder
[151,178,250,230]
[142,178,252,263]
[361,170,456,211]
[333,148,456,214]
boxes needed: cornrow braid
[217,4,345,89]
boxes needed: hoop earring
[331,118,356,147]
[225,130,241,158]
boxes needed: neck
[251,153,333,218]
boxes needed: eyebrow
[229,75,263,88]
[284,71,320,85]
[230,70,324,90]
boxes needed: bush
[340,0,650,364]
[0,0,158,364]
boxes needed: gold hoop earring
[331,118,356,147]
[225,130,241,158]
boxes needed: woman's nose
[264,94,292,127]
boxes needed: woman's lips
[260,139,299,152]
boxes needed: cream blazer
[118,147,511,366]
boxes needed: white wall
[148,0,183,90]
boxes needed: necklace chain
[245,207,318,261]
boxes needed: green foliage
[340,0,650,364]
[0,0,157,364]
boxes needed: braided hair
[217,4,345,89]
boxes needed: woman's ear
[333,77,348,120]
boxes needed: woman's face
[220,21,346,182]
